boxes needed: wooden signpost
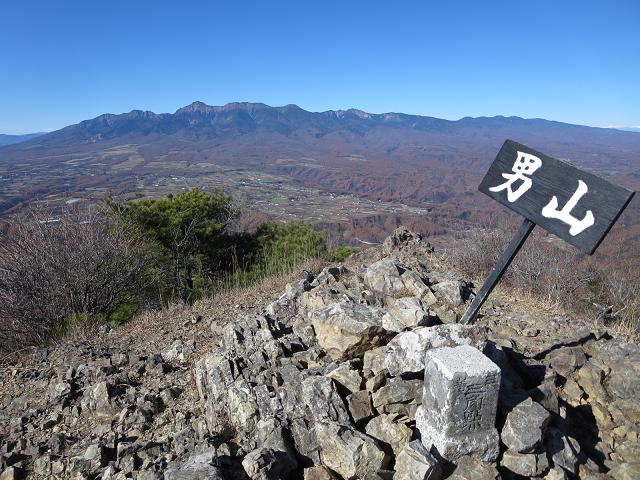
[460,139,636,325]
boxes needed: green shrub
[329,246,360,262]
[253,222,327,268]
[111,190,331,303]
[111,188,237,302]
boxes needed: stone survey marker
[416,345,501,462]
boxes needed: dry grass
[438,222,640,341]
[97,258,328,359]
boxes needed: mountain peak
[175,101,214,114]
[175,101,274,115]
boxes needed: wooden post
[460,218,535,325]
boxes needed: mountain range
[6,102,640,157]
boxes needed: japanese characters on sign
[478,140,635,254]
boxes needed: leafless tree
[445,219,585,306]
[0,205,154,354]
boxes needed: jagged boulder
[161,339,194,363]
[363,258,407,296]
[365,413,412,456]
[81,381,115,418]
[364,324,477,377]
[302,376,350,423]
[303,466,338,479]
[346,389,374,424]
[242,447,297,480]
[326,362,363,393]
[447,456,500,480]
[501,397,551,452]
[164,448,224,480]
[308,302,391,360]
[382,226,424,255]
[371,378,423,417]
[393,440,442,480]
[545,427,581,475]
[382,296,432,332]
[314,422,389,479]
[244,418,298,478]
[501,450,549,477]
[430,280,464,306]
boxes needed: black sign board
[461,139,635,324]
[479,139,635,254]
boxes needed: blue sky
[1,0,638,133]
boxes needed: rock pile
[1,227,639,479]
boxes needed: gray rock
[399,269,430,299]
[302,376,350,423]
[289,417,321,465]
[607,462,640,480]
[417,345,500,462]
[162,339,194,363]
[242,446,297,480]
[545,427,581,475]
[227,378,261,433]
[346,390,374,424]
[326,362,363,393]
[299,284,356,314]
[254,418,298,462]
[365,414,412,457]
[371,378,422,417]
[447,456,500,480]
[382,226,423,255]
[364,324,475,377]
[303,466,338,479]
[310,266,344,287]
[267,274,314,318]
[292,316,316,347]
[364,258,406,296]
[547,346,586,377]
[543,467,569,479]
[48,378,72,401]
[33,455,51,477]
[83,381,114,418]
[382,297,431,332]
[173,427,196,456]
[136,471,162,480]
[314,421,389,480]
[502,450,549,477]
[83,443,108,466]
[393,440,442,480]
[164,448,223,480]
[502,397,551,452]
[430,280,464,306]
[309,302,390,360]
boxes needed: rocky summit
[1,227,639,479]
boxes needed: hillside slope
[1,228,637,479]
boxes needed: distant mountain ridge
[5,101,638,150]
[0,132,46,146]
